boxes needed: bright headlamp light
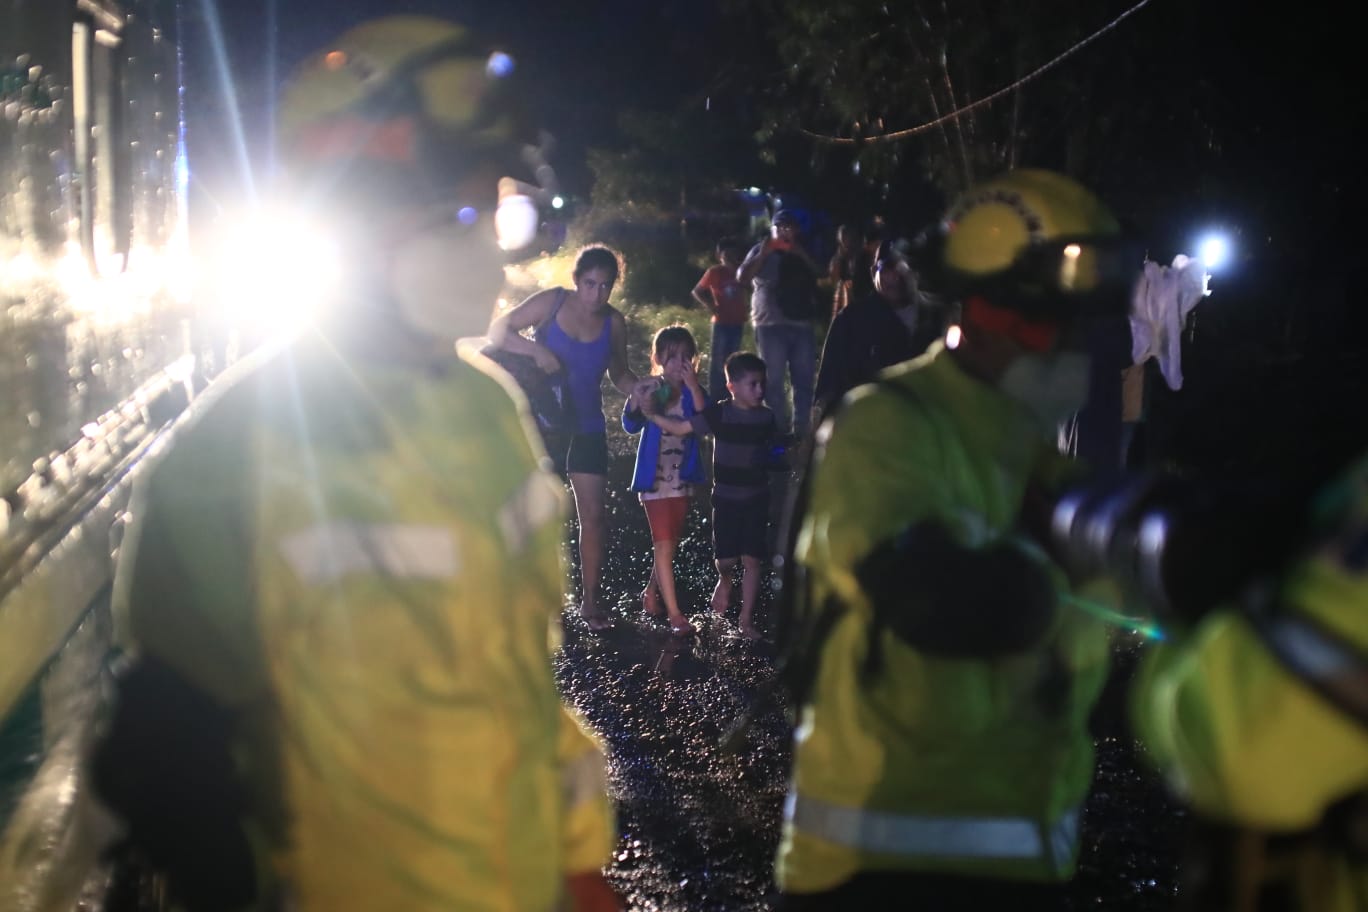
[208,207,341,333]
[494,190,540,252]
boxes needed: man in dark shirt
[813,244,922,419]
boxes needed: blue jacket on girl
[622,387,708,494]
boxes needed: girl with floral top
[622,325,708,635]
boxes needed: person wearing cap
[87,16,618,912]
[775,170,1137,909]
[738,209,822,440]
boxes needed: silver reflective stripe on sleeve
[562,746,607,811]
[1252,613,1368,728]
[1268,617,1352,677]
[279,523,458,584]
[786,794,1080,872]
[498,471,564,554]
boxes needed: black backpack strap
[778,377,930,690]
[531,287,568,345]
[720,408,834,753]
[771,422,840,708]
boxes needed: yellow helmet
[278,16,511,159]
[270,17,555,339]
[275,15,559,250]
[938,169,1136,319]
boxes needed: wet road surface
[554,443,1186,911]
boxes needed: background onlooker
[813,243,921,417]
[737,209,821,439]
[827,224,860,319]
[692,237,750,397]
[827,223,877,321]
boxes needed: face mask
[388,223,505,342]
[997,351,1091,432]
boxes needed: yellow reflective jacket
[1133,452,1368,912]
[779,344,1112,893]
[113,334,614,912]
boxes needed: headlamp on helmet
[935,169,1140,321]
[278,17,511,151]
[276,15,557,259]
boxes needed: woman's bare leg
[569,472,608,627]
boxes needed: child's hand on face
[680,359,699,389]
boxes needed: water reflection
[0,306,188,493]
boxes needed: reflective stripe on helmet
[786,793,1080,872]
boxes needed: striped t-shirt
[690,400,779,502]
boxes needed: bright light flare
[210,209,340,332]
[486,51,514,79]
[495,194,539,252]
[1059,243,1082,290]
[1196,233,1231,271]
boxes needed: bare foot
[641,589,664,618]
[710,586,731,618]
[579,602,613,632]
[668,612,696,636]
[738,618,762,640]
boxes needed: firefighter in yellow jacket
[776,170,1139,909]
[89,16,618,912]
[1132,449,1368,911]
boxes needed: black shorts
[712,495,769,560]
[547,430,608,476]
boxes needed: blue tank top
[536,290,612,433]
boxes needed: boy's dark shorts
[713,495,769,560]
[547,431,609,476]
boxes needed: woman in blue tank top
[487,246,639,630]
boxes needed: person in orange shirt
[693,236,751,396]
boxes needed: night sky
[188,0,1361,254]
[183,0,725,202]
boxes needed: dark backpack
[479,290,576,451]
[774,250,819,321]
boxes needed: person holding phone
[737,210,821,440]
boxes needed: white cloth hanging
[1129,255,1208,390]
